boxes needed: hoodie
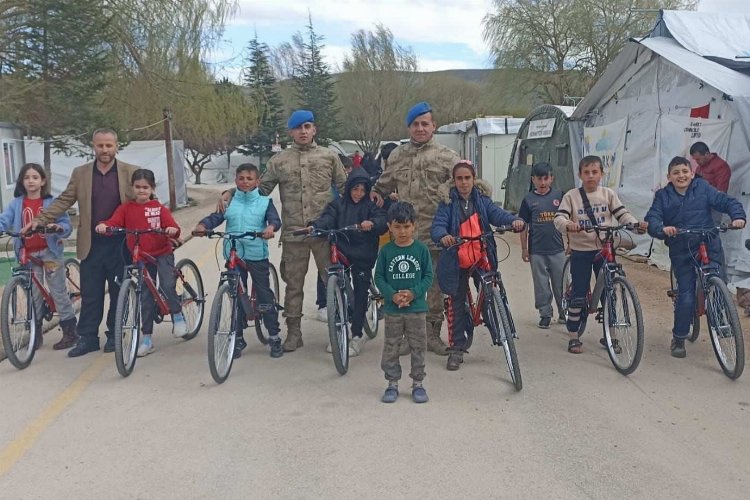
[311,168,387,268]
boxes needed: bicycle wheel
[488,287,522,391]
[705,276,744,379]
[175,258,204,340]
[363,281,380,339]
[601,276,644,376]
[114,278,140,377]
[327,274,349,375]
[207,283,237,384]
[1,276,36,369]
[670,267,701,342]
[64,258,81,304]
[254,263,280,345]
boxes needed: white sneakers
[172,312,188,338]
[137,335,155,357]
[349,336,368,357]
[317,307,327,322]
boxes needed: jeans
[30,248,75,322]
[566,250,603,334]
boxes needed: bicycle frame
[122,233,173,318]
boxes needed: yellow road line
[0,354,109,477]
[0,240,217,478]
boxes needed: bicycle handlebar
[191,230,264,239]
[0,226,64,238]
[583,223,642,234]
[442,225,519,250]
[671,225,739,236]
[106,228,168,235]
[291,225,361,237]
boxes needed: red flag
[690,104,710,119]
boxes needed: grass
[0,252,77,287]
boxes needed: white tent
[437,117,525,205]
[569,10,750,285]
[25,140,188,207]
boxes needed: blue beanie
[287,109,315,129]
[405,101,432,126]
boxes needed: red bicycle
[108,228,205,377]
[0,227,75,369]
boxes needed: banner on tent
[656,116,731,189]
[583,118,627,190]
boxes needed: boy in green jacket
[374,202,433,404]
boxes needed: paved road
[1,226,748,499]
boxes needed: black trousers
[236,259,280,338]
[349,263,371,338]
[78,234,130,343]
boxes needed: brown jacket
[35,160,139,260]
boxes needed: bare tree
[337,24,419,153]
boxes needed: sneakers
[233,336,247,359]
[137,336,155,357]
[67,339,100,358]
[538,317,551,329]
[671,338,686,358]
[412,385,429,403]
[557,316,567,324]
[381,385,399,403]
[269,337,283,358]
[349,335,368,357]
[103,337,116,353]
[172,312,188,338]
[317,307,327,322]
[446,351,463,371]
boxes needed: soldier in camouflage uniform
[261,110,347,351]
[371,102,460,355]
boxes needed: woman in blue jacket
[430,161,524,371]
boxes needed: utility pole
[163,108,176,211]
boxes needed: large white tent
[569,10,750,285]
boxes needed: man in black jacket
[307,168,387,356]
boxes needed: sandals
[568,339,583,354]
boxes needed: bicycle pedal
[595,309,604,323]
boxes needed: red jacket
[100,199,181,257]
[696,154,731,193]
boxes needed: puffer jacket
[645,176,746,258]
[311,168,387,268]
[431,183,521,296]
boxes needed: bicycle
[0,227,73,369]
[665,226,744,379]
[562,224,644,375]
[109,228,205,377]
[292,225,380,375]
[441,225,523,391]
[193,230,280,384]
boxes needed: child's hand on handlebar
[440,235,456,247]
[192,224,207,236]
[360,220,373,232]
[566,221,581,233]
[663,226,678,237]
[164,227,179,237]
[95,223,108,234]
[634,221,648,234]
[732,219,746,230]
[512,219,525,232]
[45,223,62,233]
[262,226,275,239]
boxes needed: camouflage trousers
[426,249,445,326]
[381,312,426,383]
[279,239,330,319]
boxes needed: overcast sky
[207,0,750,82]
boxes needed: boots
[282,317,303,352]
[33,319,43,350]
[54,317,79,350]
[426,320,449,356]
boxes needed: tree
[0,0,112,175]
[242,35,285,165]
[483,0,697,103]
[337,24,419,153]
[292,14,340,145]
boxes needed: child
[553,155,646,354]
[374,202,433,403]
[307,168,387,356]
[0,163,77,350]
[95,169,186,357]
[519,162,567,328]
[431,160,524,371]
[645,156,746,358]
[194,163,283,359]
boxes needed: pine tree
[242,35,285,164]
[293,15,340,145]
